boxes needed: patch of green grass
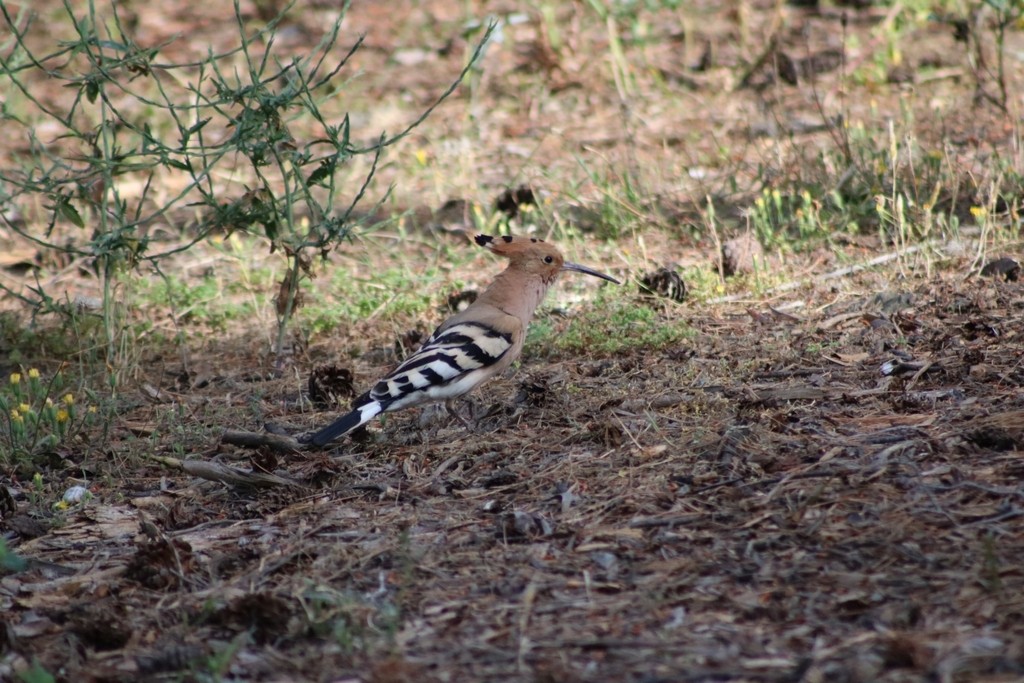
[0,536,28,574]
[779,113,990,253]
[525,316,556,352]
[194,633,246,683]
[15,660,55,683]
[303,236,483,337]
[803,340,842,357]
[754,10,1021,257]
[304,265,441,334]
[0,310,102,366]
[557,158,653,242]
[680,264,727,299]
[531,294,693,356]
[135,271,267,332]
[749,188,831,251]
[299,583,401,656]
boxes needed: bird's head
[474,234,619,285]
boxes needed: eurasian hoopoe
[306,234,620,447]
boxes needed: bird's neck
[476,268,553,323]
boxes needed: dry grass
[3,1,1024,682]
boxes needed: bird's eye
[544,256,553,264]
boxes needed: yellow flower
[11,411,23,423]
[88,405,98,414]
[28,369,40,379]
[45,398,54,407]
[56,409,69,423]
[54,500,70,511]
[9,373,20,385]
[18,403,30,414]
[969,206,987,219]
[62,393,74,406]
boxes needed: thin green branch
[351,21,497,154]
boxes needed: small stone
[63,485,91,504]
[721,233,765,277]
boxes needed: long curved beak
[562,261,620,284]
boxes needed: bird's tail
[309,400,384,447]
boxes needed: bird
[306,234,620,447]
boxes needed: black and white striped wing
[370,321,513,409]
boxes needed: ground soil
[2,1,1024,682]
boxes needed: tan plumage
[306,234,619,447]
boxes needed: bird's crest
[475,233,620,284]
[474,234,549,257]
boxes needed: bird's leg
[445,399,475,431]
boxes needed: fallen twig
[221,429,305,453]
[148,455,304,490]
